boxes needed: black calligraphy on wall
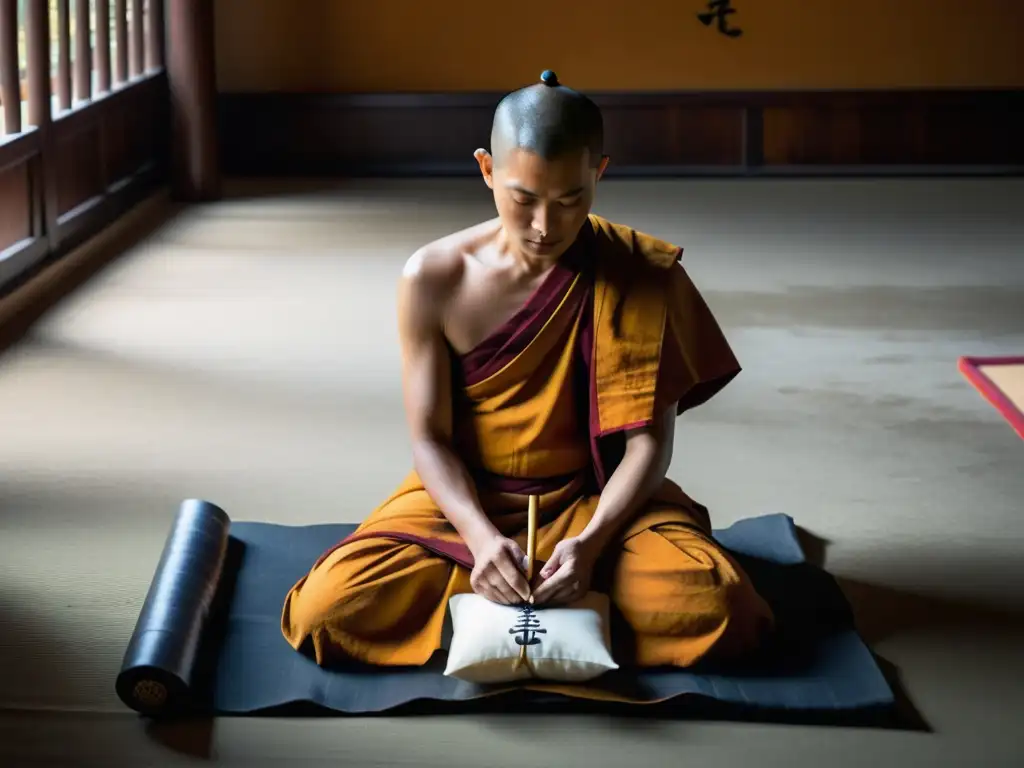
[698,0,743,38]
[509,604,547,647]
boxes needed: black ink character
[508,605,547,647]
[698,0,743,38]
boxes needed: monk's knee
[281,537,455,663]
[613,527,774,666]
[280,544,363,654]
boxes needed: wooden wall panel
[104,85,162,182]
[0,160,32,251]
[219,89,1024,177]
[762,105,864,166]
[55,122,105,216]
[920,102,1024,166]
[218,95,751,175]
[761,91,1024,167]
[219,94,497,175]
[601,105,745,167]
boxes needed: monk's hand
[531,537,599,606]
[469,534,532,606]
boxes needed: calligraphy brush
[526,493,538,591]
[513,494,540,674]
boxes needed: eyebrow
[506,184,585,199]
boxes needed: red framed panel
[958,356,1024,440]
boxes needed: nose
[531,204,553,239]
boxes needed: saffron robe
[281,215,774,696]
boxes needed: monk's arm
[577,403,677,554]
[397,253,501,553]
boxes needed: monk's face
[476,147,609,261]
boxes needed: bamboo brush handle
[514,495,541,674]
[526,494,538,582]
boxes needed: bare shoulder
[400,218,500,300]
[398,219,500,329]
[401,244,463,299]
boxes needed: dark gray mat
[116,502,895,720]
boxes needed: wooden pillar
[130,0,144,77]
[146,0,165,70]
[26,0,59,247]
[56,0,72,110]
[74,0,92,103]
[26,0,51,128]
[96,0,112,93]
[114,0,128,84]
[167,0,220,201]
[0,0,19,134]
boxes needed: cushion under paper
[444,592,619,684]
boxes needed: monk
[281,71,774,685]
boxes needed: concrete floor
[1,177,1023,766]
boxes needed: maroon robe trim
[452,227,595,496]
[327,497,569,571]
[325,531,475,570]
[582,286,742,487]
[468,468,584,496]
[459,231,591,388]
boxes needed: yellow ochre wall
[214,0,1024,92]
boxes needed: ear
[473,148,495,189]
[595,155,610,181]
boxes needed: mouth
[527,239,561,252]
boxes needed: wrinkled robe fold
[281,215,773,695]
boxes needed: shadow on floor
[794,524,1024,734]
[144,717,216,760]
[833,576,1024,736]
[794,526,830,570]
[838,577,1024,646]
[0,591,129,759]
[795,524,1024,640]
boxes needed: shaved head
[474,72,609,264]
[490,71,604,168]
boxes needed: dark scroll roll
[115,499,231,716]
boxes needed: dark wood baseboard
[218,89,1024,177]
